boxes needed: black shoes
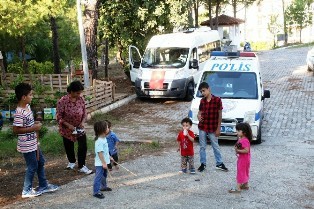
[197,163,228,172]
[197,163,206,172]
[100,187,112,192]
[216,163,228,172]
[93,192,105,199]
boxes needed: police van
[128,27,221,100]
[188,51,270,144]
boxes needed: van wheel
[185,82,194,101]
[254,126,262,144]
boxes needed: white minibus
[128,27,221,100]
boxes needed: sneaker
[179,169,187,173]
[79,165,93,174]
[216,163,228,172]
[93,192,105,199]
[197,163,206,172]
[36,184,59,194]
[190,169,196,174]
[100,187,112,192]
[66,162,76,170]
[22,189,42,198]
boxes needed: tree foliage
[98,0,193,66]
[0,0,79,73]
[285,0,313,42]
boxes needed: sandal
[228,188,241,193]
[240,184,249,190]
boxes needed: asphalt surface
[4,46,314,209]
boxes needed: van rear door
[128,45,142,83]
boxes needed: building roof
[201,14,245,26]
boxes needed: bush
[28,60,54,74]
[7,62,23,74]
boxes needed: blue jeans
[23,149,48,192]
[93,166,108,195]
[199,130,223,166]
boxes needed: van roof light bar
[211,51,256,58]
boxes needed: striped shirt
[13,104,37,153]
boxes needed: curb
[87,94,137,120]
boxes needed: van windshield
[196,72,258,99]
[141,47,189,68]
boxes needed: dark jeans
[23,149,48,192]
[107,153,119,170]
[63,134,87,168]
[93,166,108,195]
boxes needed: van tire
[185,82,194,101]
[254,126,262,144]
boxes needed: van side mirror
[190,59,198,69]
[262,90,270,100]
[133,61,140,68]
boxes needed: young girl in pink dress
[229,122,252,193]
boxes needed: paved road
[5,47,314,209]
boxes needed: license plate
[149,91,163,96]
[221,126,234,133]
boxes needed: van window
[198,41,221,63]
[197,71,258,99]
[141,47,189,68]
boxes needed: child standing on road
[229,122,252,193]
[93,121,112,199]
[177,117,196,174]
[105,120,120,171]
[13,83,59,198]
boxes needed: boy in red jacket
[177,117,195,174]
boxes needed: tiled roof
[201,14,245,26]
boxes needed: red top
[177,130,195,156]
[56,94,86,142]
[198,95,223,133]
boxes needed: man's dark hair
[67,80,84,93]
[198,82,209,90]
[15,83,32,101]
[181,117,192,126]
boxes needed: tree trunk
[50,16,61,74]
[116,39,124,66]
[208,0,213,29]
[193,0,199,27]
[21,36,28,73]
[215,1,220,30]
[83,0,101,79]
[282,0,288,45]
[232,0,237,18]
[104,39,109,80]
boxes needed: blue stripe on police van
[255,110,261,121]
[188,110,192,118]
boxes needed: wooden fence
[0,73,114,115]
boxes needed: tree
[285,0,313,43]
[0,0,43,71]
[81,0,101,79]
[229,0,260,18]
[268,14,281,48]
[98,1,177,68]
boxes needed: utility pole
[76,0,90,87]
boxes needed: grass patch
[0,129,95,160]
